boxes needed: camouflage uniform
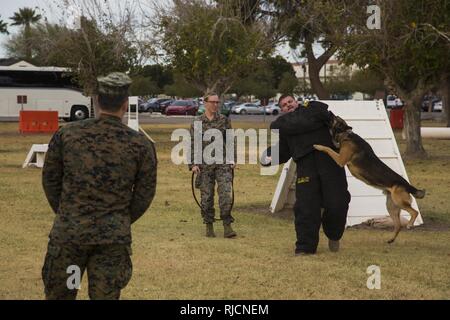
[41,72,157,300]
[189,113,235,225]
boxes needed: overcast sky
[0,0,53,57]
[0,0,47,19]
[0,0,309,63]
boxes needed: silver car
[232,103,265,115]
[264,103,281,115]
[433,100,442,112]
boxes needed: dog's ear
[333,116,352,132]
[335,116,346,125]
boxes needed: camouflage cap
[97,72,132,95]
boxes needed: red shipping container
[19,110,59,134]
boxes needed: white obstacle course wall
[23,144,48,168]
[270,100,423,227]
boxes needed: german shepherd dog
[313,114,425,243]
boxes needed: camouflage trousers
[42,240,132,300]
[199,164,234,224]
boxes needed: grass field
[0,120,449,300]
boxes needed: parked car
[160,99,174,114]
[197,103,232,117]
[220,103,232,117]
[196,104,205,115]
[433,100,443,112]
[330,94,352,100]
[386,95,404,108]
[264,103,281,115]
[421,95,442,112]
[130,98,145,112]
[165,100,198,116]
[224,101,237,109]
[231,103,264,115]
[139,98,154,113]
[140,98,172,113]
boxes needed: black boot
[223,224,237,238]
[206,223,216,237]
[328,239,340,252]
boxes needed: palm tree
[10,7,42,60]
[0,16,8,34]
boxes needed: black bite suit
[268,102,350,253]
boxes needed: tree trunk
[92,95,100,119]
[427,92,433,112]
[438,75,450,127]
[304,36,334,100]
[25,24,32,61]
[404,97,427,158]
[307,59,329,99]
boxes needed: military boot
[206,223,216,237]
[223,224,237,238]
[328,239,340,252]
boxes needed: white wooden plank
[327,101,386,119]
[348,122,392,139]
[344,159,403,177]
[363,139,399,157]
[347,178,384,196]
[270,160,296,212]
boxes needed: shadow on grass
[236,203,450,233]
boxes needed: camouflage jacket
[188,113,236,169]
[42,114,157,245]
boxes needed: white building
[292,59,359,84]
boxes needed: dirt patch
[349,217,450,232]
[239,205,450,232]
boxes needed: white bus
[0,62,91,121]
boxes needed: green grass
[0,121,449,299]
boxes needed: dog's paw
[387,239,395,244]
[313,144,326,151]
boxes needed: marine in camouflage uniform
[189,95,236,238]
[41,72,157,300]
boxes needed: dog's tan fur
[314,115,424,243]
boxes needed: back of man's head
[97,72,132,112]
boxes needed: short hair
[278,94,294,106]
[204,92,218,102]
[97,93,128,112]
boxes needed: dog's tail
[406,185,426,199]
